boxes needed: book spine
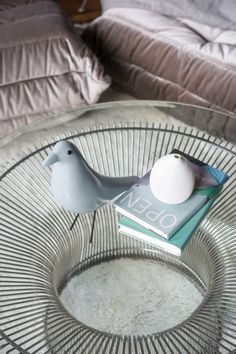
[115,205,168,239]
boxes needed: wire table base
[0,122,236,353]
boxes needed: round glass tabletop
[0,100,235,165]
[0,101,236,353]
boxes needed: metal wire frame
[0,122,236,353]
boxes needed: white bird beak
[42,152,59,167]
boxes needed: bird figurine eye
[67,150,73,155]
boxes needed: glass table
[0,101,236,353]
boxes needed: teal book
[114,151,229,240]
[118,192,219,257]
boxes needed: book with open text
[118,191,220,256]
[114,150,229,240]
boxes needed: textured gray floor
[60,258,202,335]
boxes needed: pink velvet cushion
[83,8,236,142]
[0,0,110,139]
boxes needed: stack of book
[113,150,229,256]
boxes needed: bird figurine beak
[42,152,59,167]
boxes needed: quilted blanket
[101,0,236,30]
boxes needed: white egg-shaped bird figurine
[150,153,195,204]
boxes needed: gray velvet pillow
[0,0,110,139]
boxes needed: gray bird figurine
[43,140,137,240]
